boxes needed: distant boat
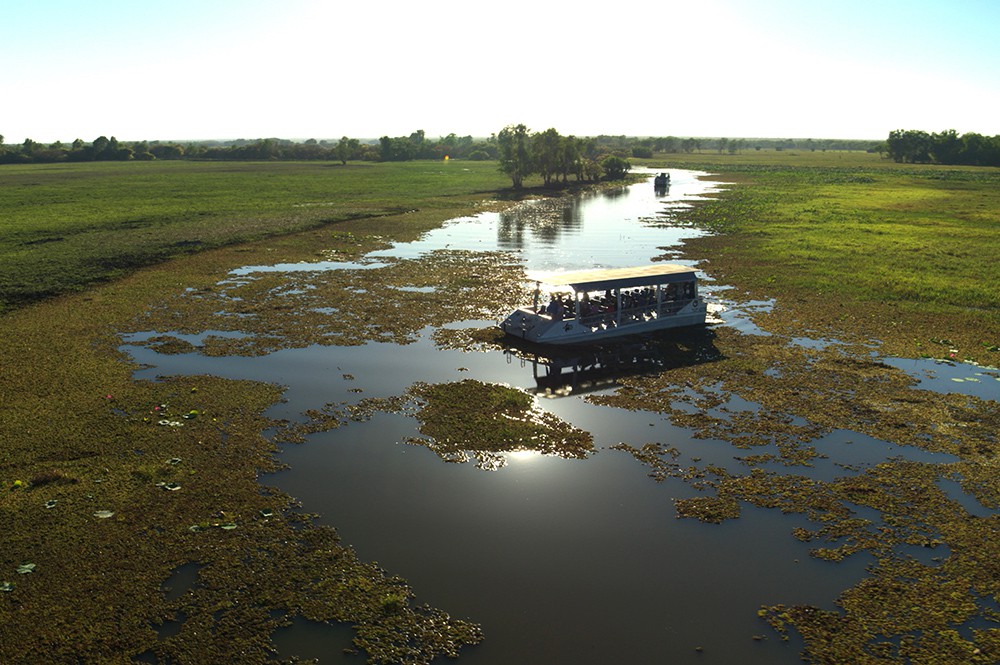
[653,172,671,190]
[499,264,707,345]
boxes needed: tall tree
[335,136,359,165]
[496,124,532,189]
[532,128,562,185]
[558,136,581,182]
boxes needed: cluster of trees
[0,135,147,163]
[495,124,628,189]
[376,130,492,162]
[883,129,1000,166]
[0,132,493,165]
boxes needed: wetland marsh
[2,156,999,663]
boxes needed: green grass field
[643,150,1000,360]
[0,160,514,311]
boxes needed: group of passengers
[541,282,695,326]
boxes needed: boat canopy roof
[536,264,697,292]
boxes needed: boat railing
[578,298,694,329]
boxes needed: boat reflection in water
[504,327,723,398]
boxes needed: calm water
[122,170,968,664]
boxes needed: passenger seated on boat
[546,298,565,321]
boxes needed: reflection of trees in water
[600,186,629,200]
[495,185,637,249]
[496,197,585,249]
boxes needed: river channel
[120,170,970,664]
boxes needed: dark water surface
[122,170,970,664]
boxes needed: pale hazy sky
[3,0,999,143]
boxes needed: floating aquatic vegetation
[610,443,681,482]
[287,379,595,470]
[604,325,1000,661]
[16,563,36,574]
[128,249,527,356]
[93,510,115,519]
[0,581,13,592]
[404,379,595,469]
[431,325,508,352]
[143,335,199,355]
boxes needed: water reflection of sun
[508,450,541,463]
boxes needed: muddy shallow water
[120,170,991,663]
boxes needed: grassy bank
[0,160,517,312]
[651,150,1000,363]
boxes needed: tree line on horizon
[10,129,997,168]
[883,129,1000,166]
[0,129,886,167]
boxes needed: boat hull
[500,300,707,345]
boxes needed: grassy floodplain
[0,160,516,312]
[1,152,999,663]
[652,150,1000,362]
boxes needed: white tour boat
[500,264,707,345]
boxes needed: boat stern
[500,308,593,344]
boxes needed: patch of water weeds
[130,249,528,356]
[597,325,1000,662]
[278,379,594,471]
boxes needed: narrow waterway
[121,170,966,664]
